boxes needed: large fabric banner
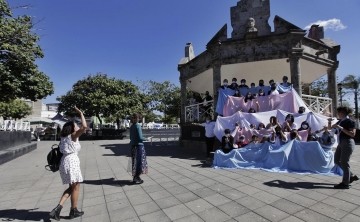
[214,110,335,141]
[213,140,342,175]
[222,89,309,117]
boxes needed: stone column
[327,66,338,115]
[212,60,222,117]
[179,72,188,124]
[289,52,302,96]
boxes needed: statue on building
[247,17,258,32]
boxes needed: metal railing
[184,95,332,123]
[301,94,333,116]
[185,100,214,123]
[0,120,31,131]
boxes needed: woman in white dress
[50,107,87,220]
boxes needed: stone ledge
[0,142,37,165]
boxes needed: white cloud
[304,18,346,31]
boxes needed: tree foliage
[139,80,181,123]
[0,0,54,102]
[57,73,145,124]
[0,99,32,119]
[309,78,328,97]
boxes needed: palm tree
[341,74,359,127]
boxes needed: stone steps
[0,142,37,165]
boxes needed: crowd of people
[188,76,294,121]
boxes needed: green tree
[0,99,32,119]
[0,0,54,102]
[57,73,145,124]
[139,80,181,123]
[309,78,328,97]
[341,74,359,122]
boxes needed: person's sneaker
[350,175,359,184]
[334,182,350,189]
[133,177,143,184]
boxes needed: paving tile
[185,198,214,213]
[339,213,360,222]
[309,202,348,221]
[271,199,304,215]
[204,193,232,206]
[351,206,360,217]
[166,185,190,195]
[252,190,282,204]
[81,213,111,222]
[294,209,338,222]
[220,189,247,201]
[236,195,267,210]
[218,201,250,218]
[109,206,138,222]
[106,198,131,212]
[148,190,172,200]
[82,195,106,208]
[163,204,193,221]
[284,193,317,208]
[254,205,290,222]
[143,184,164,193]
[173,214,204,222]
[139,210,171,222]
[234,211,270,222]
[133,201,160,216]
[155,196,181,209]
[197,206,231,222]
[279,216,305,222]
[174,192,199,203]
[128,194,153,205]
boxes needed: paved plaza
[1,139,360,222]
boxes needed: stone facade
[178,0,340,124]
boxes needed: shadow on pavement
[83,177,134,187]
[0,208,51,221]
[191,160,213,168]
[100,142,204,161]
[264,180,335,190]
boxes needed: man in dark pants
[332,106,358,189]
[201,115,216,163]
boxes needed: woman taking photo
[49,106,87,220]
[130,113,148,184]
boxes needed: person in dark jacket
[221,129,235,153]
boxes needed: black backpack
[45,143,63,172]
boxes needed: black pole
[355,89,359,127]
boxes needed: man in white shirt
[201,116,216,161]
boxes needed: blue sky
[8,0,360,104]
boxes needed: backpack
[45,143,63,172]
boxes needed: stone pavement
[1,140,360,222]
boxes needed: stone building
[178,0,340,123]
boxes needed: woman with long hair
[49,107,87,220]
[130,113,148,184]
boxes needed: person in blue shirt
[130,113,148,184]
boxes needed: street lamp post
[337,83,343,106]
